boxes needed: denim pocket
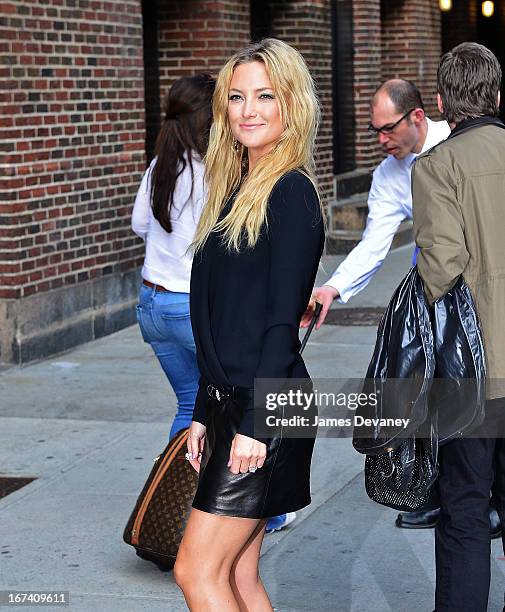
[160,312,191,321]
[159,301,191,321]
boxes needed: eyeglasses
[368,108,416,135]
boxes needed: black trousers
[435,434,505,611]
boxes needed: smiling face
[227,60,284,168]
[370,90,425,160]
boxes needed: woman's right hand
[187,421,206,473]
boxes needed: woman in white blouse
[132,74,215,439]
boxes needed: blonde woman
[174,39,325,611]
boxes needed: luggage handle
[300,302,323,354]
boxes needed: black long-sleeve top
[190,170,325,439]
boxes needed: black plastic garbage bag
[353,267,434,454]
[353,267,486,454]
[430,275,487,443]
[353,267,486,512]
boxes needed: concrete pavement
[1,244,505,611]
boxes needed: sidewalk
[1,244,504,611]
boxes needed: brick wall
[258,0,334,204]
[352,0,382,169]
[0,0,146,302]
[140,1,251,162]
[351,0,442,171]
[381,0,442,117]
[0,0,146,363]
[157,0,251,101]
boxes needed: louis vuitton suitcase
[123,428,198,571]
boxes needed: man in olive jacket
[412,43,505,612]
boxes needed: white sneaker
[265,512,297,533]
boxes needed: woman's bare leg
[174,509,269,611]
[230,519,272,611]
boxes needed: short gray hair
[437,42,501,124]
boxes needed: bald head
[372,79,425,115]
[369,79,428,159]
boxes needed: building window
[332,0,355,174]
[250,0,271,41]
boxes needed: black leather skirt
[192,384,315,519]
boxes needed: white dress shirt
[131,154,206,293]
[326,118,451,303]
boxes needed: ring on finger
[248,465,258,473]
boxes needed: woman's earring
[233,139,240,152]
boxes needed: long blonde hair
[193,38,321,252]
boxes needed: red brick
[1,0,145,297]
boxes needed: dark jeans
[435,434,505,611]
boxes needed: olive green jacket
[412,122,505,399]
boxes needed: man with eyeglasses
[302,78,450,326]
[302,78,501,535]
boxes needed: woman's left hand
[228,433,267,474]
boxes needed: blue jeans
[136,284,199,440]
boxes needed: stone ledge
[0,269,141,366]
[334,169,372,200]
